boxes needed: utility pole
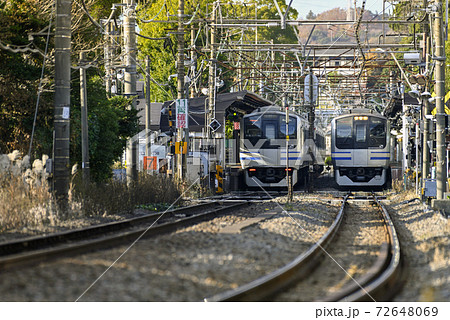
[124,0,138,183]
[422,16,431,189]
[145,56,151,158]
[207,2,217,140]
[80,52,90,184]
[176,0,186,181]
[190,25,197,98]
[433,0,447,199]
[53,0,72,211]
[105,22,112,97]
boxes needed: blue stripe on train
[240,157,261,160]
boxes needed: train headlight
[354,116,368,121]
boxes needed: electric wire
[28,6,54,158]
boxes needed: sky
[290,0,389,18]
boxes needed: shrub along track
[206,194,402,302]
[0,201,248,272]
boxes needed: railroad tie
[220,212,277,234]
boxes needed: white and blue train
[240,106,326,188]
[331,109,392,189]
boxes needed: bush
[72,173,181,216]
[0,173,57,231]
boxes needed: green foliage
[71,75,139,182]
[137,0,180,102]
[251,0,299,44]
[136,0,298,100]
[0,0,53,154]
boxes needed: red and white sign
[233,122,240,130]
[176,99,188,128]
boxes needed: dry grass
[72,173,181,217]
[0,173,58,231]
[1,169,181,232]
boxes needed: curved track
[205,193,402,301]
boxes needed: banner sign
[176,99,188,128]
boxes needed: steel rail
[323,195,402,302]
[204,195,349,302]
[0,202,218,256]
[0,202,248,272]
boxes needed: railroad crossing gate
[175,141,187,154]
[216,165,223,194]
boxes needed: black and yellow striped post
[216,165,223,194]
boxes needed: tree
[71,74,139,182]
[0,0,53,155]
[1,0,139,182]
[306,10,316,20]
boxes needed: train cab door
[353,118,368,166]
[262,120,279,164]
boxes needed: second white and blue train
[239,106,326,188]
[331,109,392,189]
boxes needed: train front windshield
[335,116,386,149]
[244,114,297,143]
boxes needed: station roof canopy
[158,90,272,132]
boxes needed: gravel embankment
[384,192,450,302]
[0,195,340,301]
[0,191,448,301]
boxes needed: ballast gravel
[384,192,450,302]
[0,191,448,301]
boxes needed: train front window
[336,117,353,149]
[264,123,276,139]
[280,116,297,138]
[244,117,262,138]
[355,124,366,142]
[369,118,386,148]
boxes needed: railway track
[205,193,402,302]
[0,201,249,272]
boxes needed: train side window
[336,118,353,149]
[369,118,386,148]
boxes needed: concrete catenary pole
[433,0,447,199]
[145,56,151,158]
[190,25,197,98]
[207,2,217,140]
[80,52,90,183]
[124,0,138,183]
[105,22,112,97]
[176,0,186,180]
[53,0,72,211]
[422,32,431,186]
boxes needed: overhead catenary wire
[76,0,172,97]
[28,6,54,159]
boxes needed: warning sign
[144,156,157,170]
